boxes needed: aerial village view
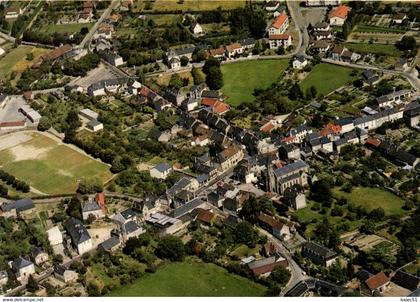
[0,0,418,300]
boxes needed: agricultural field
[144,0,246,12]
[0,132,112,195]
[107,259,266,296]
[221,59,289,106]
[332,187,406,216]
[300,63,356,97]
[0,45,49,78]
[40,22,94,34]
[344,42,403,57]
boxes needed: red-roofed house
[268,12,289,35]
[269,34,292,49]
[320,123,342,138]
[329,5,351,26]
[225,43,244,58]
[260,121,275,133]
[258,213,291,240]
[95,192,106,213]
[365,137,381,148]
[201,98,230,115]
[365,272,390,294]
[195,208,216,225]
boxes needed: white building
[47,226,63,246]
[292,56,308,69]
[150,162,173,180]
[269,34,292,49]
[329,5,351,26]
[268,12,289,35]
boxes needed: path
[322,58,420,91]
[257,228,308,295]
[78,0,119,49]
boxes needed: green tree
[233,221,258,247]
[205,66,224,90]
[155,235,185,261]
[269,266,291,286]
[180,56,189,66]
[191,67,205,85]
[26,275,39,292]
[37,116,51,131]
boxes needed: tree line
[0,169,30,194]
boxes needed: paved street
[258,228,308,295]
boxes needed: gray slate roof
[153,162,171,173]
[65,217,91,245]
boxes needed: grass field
[332,187,406,216]
[0,132,112,195]
[107,260,266,296]
[150,0,246,11]
[300,63,356,96]
[221,59,289,106]
[344,42,403,57]
[354,24,406,34]
[0,45,49,77]
[40,22,94,34]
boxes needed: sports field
[0,132,112,195]
[300,63,356,96]
[0,45,49,77]
[332,187,406,216]
[107,260,266,296]
[221,59,289,106]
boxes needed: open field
[300,63,356,96]
[107,259,266,296]
[40,22,94,34]
[344,42,403,57]
[221,59,289,106]
[148,0,246,11]
[353,24,406,34]
[0,45,49,78]
[0,132,112,195]
[332,187,406,216]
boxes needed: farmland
[300,63,356,96]
[147,0,246,12]
[344,42,403,57]
[0,45,49,78]
[332,187,406,216]
[221,59,289,106]
[40,22,94,34]
[107,259,266,297]
[0,132,112,195]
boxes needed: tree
[180,55,189,67]
[80,27,89,35]
[206,66,224,90]
[66,198,82,220]
[233,221,258,247]
[155,235,185,261]
[396,36,417,53]
[37,116,51,131]
[191,67,205,85]
[310,179,333,205]
[168,73,183,89]
[368,207,385,222]
[240,196,274,223]
[202,57,220,74]
[78,178,103,194]
[288,83,303,100]
[269,266,291,286]
[26,275,39,292]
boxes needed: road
[322,58,420,91]
[258,228,308,295]
[78,0,119,49]
[286,0,309,56]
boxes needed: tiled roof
[365,272,390,291]
[269,34,291,40]
[225,43,242,53]
[329,5,351,20]
[195,208,215,223]
[271,12,288,29]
